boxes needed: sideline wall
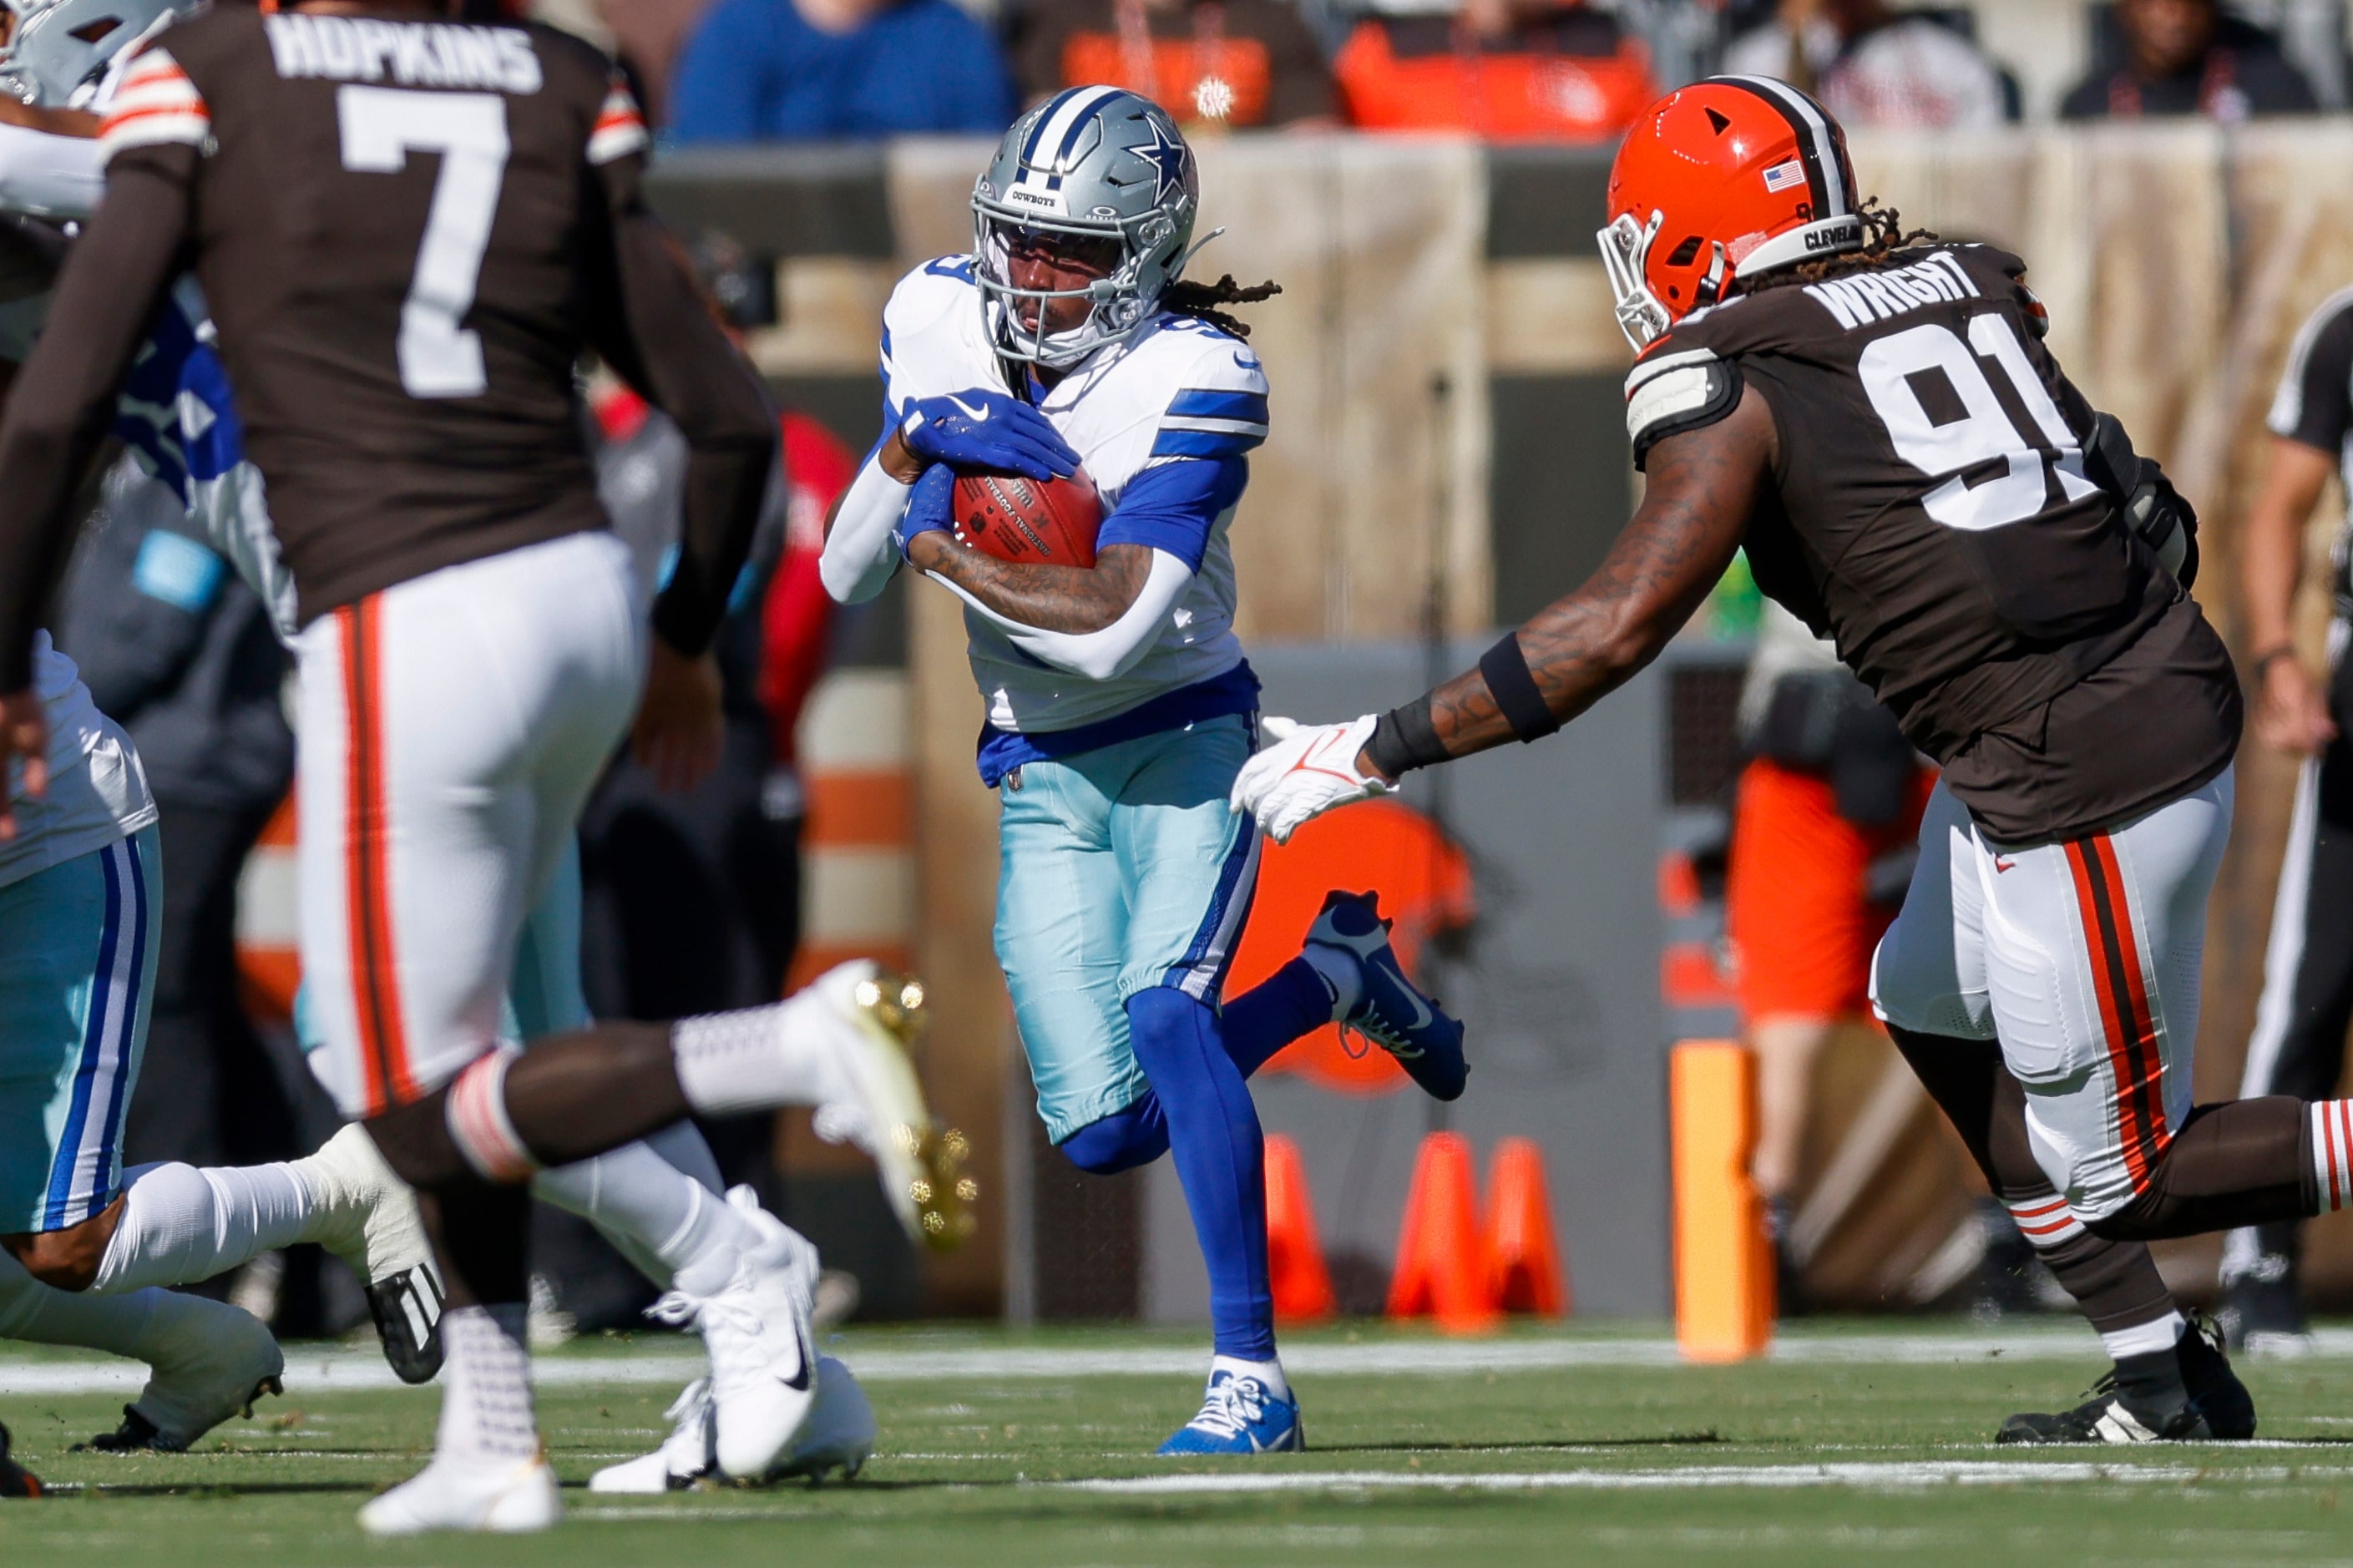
[646,124,2353,1314]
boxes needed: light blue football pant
[0,828,160,1234]
[994,715,1262,1142]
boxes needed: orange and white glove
[1229,714,1394,844]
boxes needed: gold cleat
[899,1124,981,1252]
[819,962,982,1250]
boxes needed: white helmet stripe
[1716,74,1849,218]
[1024,83,1126,179]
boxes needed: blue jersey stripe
[1151,425,1265,460]
[1166,388,1269,424]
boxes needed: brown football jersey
[93,9,641,622]
[1626,243,2239,844]
[0,4,774,688]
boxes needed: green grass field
[6,1321,2353,1565]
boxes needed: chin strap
[1694,242,1730,310]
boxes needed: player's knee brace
[1060,1099,1169,1176]
[363,1053,544,1195]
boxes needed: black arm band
[1479,632,1561,744]
[1364,695,1448,779]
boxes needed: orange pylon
[1484,1137,1568,1316]
[1387,1132,1500,1333]
[1263,1135,1337,1323]
[1670,1040,1774,1363]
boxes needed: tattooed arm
[1232,385,1771,841]
[907,532,1157,633]
[1369,385,1773,773]
[908,529,1195,681]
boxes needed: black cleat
[77,1405,168,1454]
[1997,1314,2251,1444]
[367,1262,447,1384]
[0,1424,42,1497]
[75,1373,284,1454]
[2178,1310,2256,1439]
[1996,1383,2210,1445]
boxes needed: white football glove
[1229,714,1395,844]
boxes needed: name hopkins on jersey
[1801,250,1981,331]
[260,13,544,94]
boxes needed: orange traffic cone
[1484,1137,1568,1316]
[1387,1132,1499,1333]
[1263,1135,1337,1323]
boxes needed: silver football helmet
[971,85,1201,369]
[0,0,190,107]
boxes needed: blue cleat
[1303,890,1468,1100]
[1156,1371,1305,1455]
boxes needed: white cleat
[590,1378,718,1494]
[81,1293,285,1452]
[645,1187,819,1480]
[589,1357,874,1494]
[294,1124,444,1382]
[798,961,978,1250]
[357,1455,560,1536]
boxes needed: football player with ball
[821,86,1467,1454]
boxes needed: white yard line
[1057,1460,2353,1495]
[8,1328,2353,1397]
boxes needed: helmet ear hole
[1664,235,1703,269]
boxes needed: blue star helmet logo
[1131,119,1191,205]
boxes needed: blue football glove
[895,463,957,561]
[898,390,1078,483]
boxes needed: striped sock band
[2003,1192,2085,1248]
[445,1051,540,1185]
[2310,1100,2353,1211]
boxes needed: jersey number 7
[1857,312,2102,534]
[335,85,510,402]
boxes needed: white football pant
[1872,771,2231,1222]
[296,533,643,1119]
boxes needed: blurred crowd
[539,0,2345,144]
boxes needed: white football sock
[671,992,844,1118]
[532,1135,753,1297]
[1298,946,1363,1018]
[1211,1353,1290,1402]
[88,1161,312,1294]
[2099,1309,2186,1363]
[438,1303,539,1464]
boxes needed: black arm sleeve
[0,147,191,690]
[582,152,777,660]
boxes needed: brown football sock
[1888,1025,2176,1335]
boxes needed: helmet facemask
[974,205,1176,370]
[1598,210,1672,352]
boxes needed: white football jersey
[0,630,157,891]
[881,256,1268,734]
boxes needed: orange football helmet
[1598,76,1865,352]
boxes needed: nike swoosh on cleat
[778,1315,814,1393]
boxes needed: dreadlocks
[1161,275,1283,339]
[1742,200,1937,294]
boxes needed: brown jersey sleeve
[577,88,777,660]
[0,140,195,689]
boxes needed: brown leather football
[950,466,1103,569]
